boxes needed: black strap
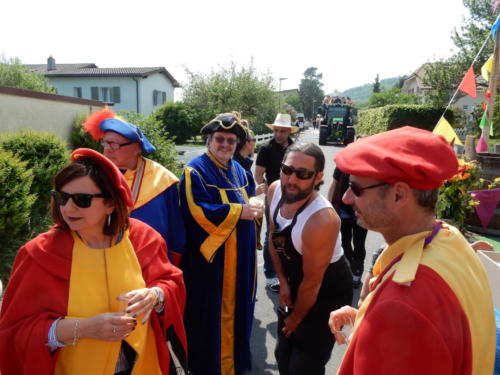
[272,192,313,231]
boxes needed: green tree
[368,88,422,108]
[0,56,55,93]
[284,93,303,112]
[153,102,200,144]
[299,67,324,119]
[423,0,495,106]
[373,74,381,93]
[182,61,278,134]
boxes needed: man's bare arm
[255,165,266,185]
[286,208,339,329]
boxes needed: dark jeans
[275,257,352,375]
[340,218,367,276]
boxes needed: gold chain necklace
[215,162,248,203]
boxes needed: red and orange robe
[337,223,495,375]
[0,219,187,375]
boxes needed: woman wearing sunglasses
[0,148,187,375]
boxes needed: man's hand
[278,279,293,309]
[241,204,264,220]
[328,305,358,345]
[283,314,300,338]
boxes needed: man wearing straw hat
[256,113,299,292]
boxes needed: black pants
[340,218,367,276]
[275,257,352,375]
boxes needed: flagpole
[483,19,500,148]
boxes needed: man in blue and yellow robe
[180,113,258,375]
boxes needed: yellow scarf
[54,232,161,375]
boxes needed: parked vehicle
[317,104,356,145]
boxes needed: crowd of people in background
[0,109,497,375]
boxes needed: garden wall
[0,85,102,141]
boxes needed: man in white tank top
[267,143,353,375]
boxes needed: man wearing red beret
[329,126,495,374]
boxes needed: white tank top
[270,183,344,263]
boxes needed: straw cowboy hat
[265,113,299,133]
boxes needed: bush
[0,150,35,283]
[70,113,101,150]
[0,130,69,223]
[357,105,462,135]
[153,102,201,144]
[119,111,182,176]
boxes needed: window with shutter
[91,87,99,100]
[153,90,158,106]
[112,87,121,103]
[162,92,166,104]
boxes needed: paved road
[180,127,384,374]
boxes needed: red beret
[335,126,458,190]
[70,148,134,208]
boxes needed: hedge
[357,105,462,135]
[0,150,35,283]
[0,130,69,222]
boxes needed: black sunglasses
[51,190,109,208]
[348,182,389,197]
[281,164,316,180]
[213,135,238,145]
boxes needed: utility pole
[312,99,316,120]
[278,77,287,112]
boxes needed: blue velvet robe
[124,157,186,266]
[179,152,257,375]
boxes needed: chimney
[47,56,56,71]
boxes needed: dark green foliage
[0,150,36,283]
[373,74,381,93]
[119,111,182,176]
[153,102,201,144]
[182,61,278,135]
[0,56,56,93]
[0,130,69,222]
[299,67,324,119]
[70,113,101,151]
[357,105,462,135]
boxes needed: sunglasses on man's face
[348,181,389,197]
[100,139,134,151]
[213,136,238,145]
[280,164,316,180]
[51,190,109,208]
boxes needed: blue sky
[2,0,470,96]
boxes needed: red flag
[458,67,477,98]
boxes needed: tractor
[317,104,356,146]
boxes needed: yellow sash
[124,157,179,210]
[54,232,162,375]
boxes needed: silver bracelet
[72,319,80,346]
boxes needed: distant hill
[339,77,403,105]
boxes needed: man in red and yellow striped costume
[329,126,495,375]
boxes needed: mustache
[283,183,300,190]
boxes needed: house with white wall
[401,63,485,115]
[26,57,180,115]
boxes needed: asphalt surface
[179,127,385,374]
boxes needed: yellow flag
[433,117,463,146]
[481,55,494,81]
